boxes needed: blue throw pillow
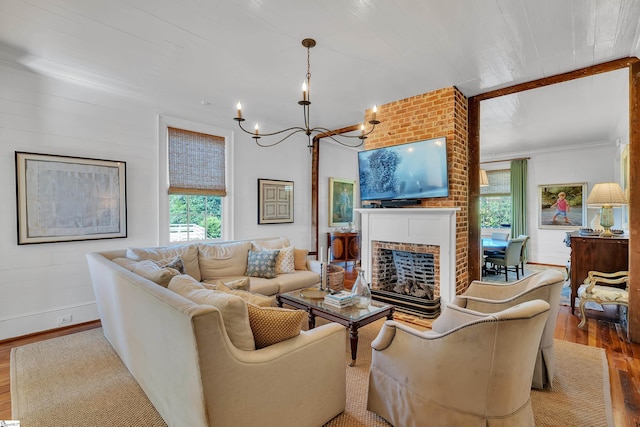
[246,250,280,279]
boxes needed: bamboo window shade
[480,169,510,196]
[168,127,226,196]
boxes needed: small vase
[351,269,372,308]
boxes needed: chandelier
[234,38,380,149]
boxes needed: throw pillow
[168,275,255,351]
[153,256,185,274]
[132,260,180,287]
[223,277,251,291]
[251,237,290,251]
[275,246,296,274]
[126,244,200,281]
[246,303,305,349]
[204,280,275,307]
[293,248,309,271]
[246,250,280,279]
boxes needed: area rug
[11,323,612,427]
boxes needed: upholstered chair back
[452,269,565,389]
[367,299,550,427]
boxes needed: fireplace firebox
[371,242,441,318]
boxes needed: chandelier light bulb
[254,123,259,135]
[236,102,242,119]
[372,105,377,121]
[302,81,308,101]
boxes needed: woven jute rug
[11,320,612,426]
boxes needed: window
[480,169,511,228]
[167,127,226,242]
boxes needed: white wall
[0,57,316,340]
[317,141,360,253]
[483,142,621,267]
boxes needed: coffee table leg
[349,324,358,367]
[307,309,316,330]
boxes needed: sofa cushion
[251,237,290,251]
[275,246,296,274]
[246,303,305,349]
[293,248,309,271]
[168,275,255,350]
[113,258,180,287]
[245,277,280,296]
[198,241,252,281]
[204,280,275,307]
[132,260,181,287]
[246,250,280,279]
[275,270,322,293]
[112,257,139,271]
[127,244,200,281]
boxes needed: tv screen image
[358,137,448,202]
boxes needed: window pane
[480,196,512,228]
[169,195,222,242]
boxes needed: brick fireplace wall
[363,87,469,295]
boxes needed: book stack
[323,290,354,309]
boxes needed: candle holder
[318,261,328,291]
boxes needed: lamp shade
[480,169,489,187]
[586,182,627,207]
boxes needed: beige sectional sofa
[86,237,347,427]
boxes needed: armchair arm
[371,320,440,351]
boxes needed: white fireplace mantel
[355,207,460,304]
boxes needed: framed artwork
[538,183,586,229]
[329,177,355,227]
[621,145,630,228]
[15,152,127,244]
[258,178,294,224]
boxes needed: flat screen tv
[358,137,449,202]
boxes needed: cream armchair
[367,300,550,427]
[451,270,564,389]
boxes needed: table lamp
[586,182,627,237]
[480,169,489,187]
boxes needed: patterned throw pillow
[275,246,296,274]
[247,303,305,349]
[246,250,280,279]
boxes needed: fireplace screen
[376,249,435,300]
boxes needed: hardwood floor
[1,270,639,426]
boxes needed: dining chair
[491,232,510,241]
[484,232,510,259]
[517,234,530,276]
[485,238,526,281]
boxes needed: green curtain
[510,159,528,238]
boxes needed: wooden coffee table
[277,288,394,366]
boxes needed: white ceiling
[1,0,639,155]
